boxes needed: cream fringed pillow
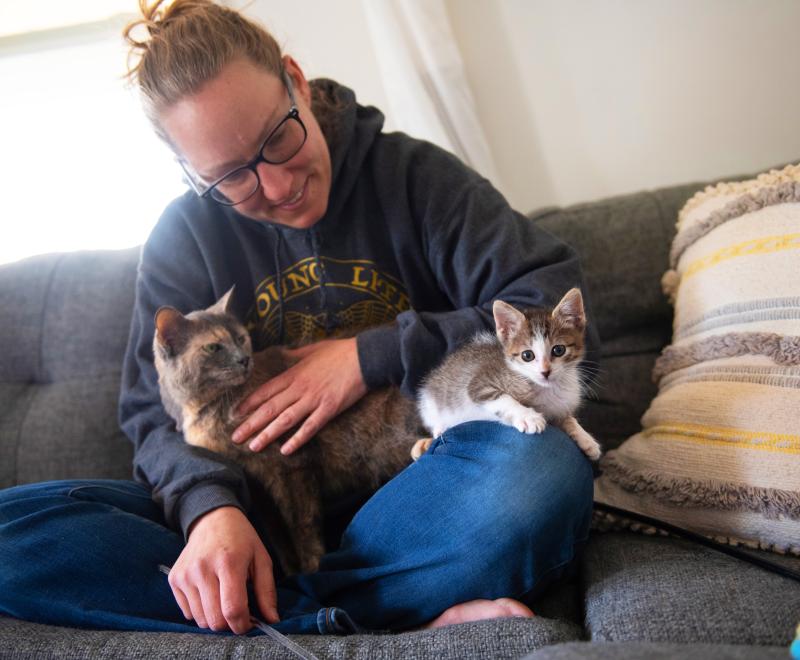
[594,164,800,555]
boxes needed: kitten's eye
[521,350,535,362]
[551,345,566,358]
[236,334,248,346]
[203,343,223,354]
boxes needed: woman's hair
[123,0,339,143]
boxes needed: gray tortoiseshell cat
[152,289,420,575]
[414,288,601,461]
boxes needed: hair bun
[122,0,285,131]
[123,0,216,49]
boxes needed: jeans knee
[441,422,593,551]
[433,426,592,600]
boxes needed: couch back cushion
[536,182,705,450]
[0,248,140,488]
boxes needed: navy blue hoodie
[119,79,593,537]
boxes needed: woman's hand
[232,337,368,455]
[167,506,279,634]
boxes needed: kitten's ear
[493,300,526,344]
[207,286,235,316]
[552,288,586,330]
[154,307,191,356]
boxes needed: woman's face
[159,56,332,229]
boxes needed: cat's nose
[541,369,551,380]
[238,356,250,369]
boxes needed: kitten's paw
[510,410,547,434]
[573,430,602,461]
[584,443,602,461]
[411,437,433,461]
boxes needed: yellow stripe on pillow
[643,422,800,454]
[682,233,800,280]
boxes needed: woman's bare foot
[423,598,534,629]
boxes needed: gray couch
[1,173,798,659]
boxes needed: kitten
[152,288,420,575]
[414,288,601,461]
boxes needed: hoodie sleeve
[118,207,251,540]
[357,145,599,397]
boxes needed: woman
[0,0,594,636]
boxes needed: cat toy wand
[157,564,320,660]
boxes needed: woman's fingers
[233,338,367,452]
[252,547,280,623]
[197,572,226,632]
[232,387,299,445]
[184,583,209,628]
[247,399,310,452]
[167,508,279,634]
[235,372,291,417]
[170,583,193,621]
[280,402,334,455]
[218,563,254,634]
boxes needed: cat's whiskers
[576,366,602,401]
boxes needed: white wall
[446,0,800,211]
[242,0,396,131]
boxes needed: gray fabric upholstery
[0,249,138,487]
[584,532,800,645]
[522,641,790,659]
[536,183,704,451]
[0,616,581,659]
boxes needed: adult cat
[152,288,420,575]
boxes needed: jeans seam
[67,485,153,501]
[519,532,591,601]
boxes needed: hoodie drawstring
[272,226,286,345]
[309,229,335,335]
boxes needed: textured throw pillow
[594,163,800,555]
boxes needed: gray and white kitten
[415,288,601,460]
[152,288,420,575]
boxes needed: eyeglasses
[179,70,308,206]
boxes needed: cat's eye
[236,334,248,346]
[203,343,223,354]
[551,345,567,358]
[521,350,535,362]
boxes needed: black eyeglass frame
[179,70,308,206]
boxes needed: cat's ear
[493,300,526,344]
[552,288,585,330]
[207,286,235,316]
[154,306,191,357]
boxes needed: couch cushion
[0,615,582,660]
[583,531,800,645]
[534,183,702,450]
[522,641,788,659]
[0,249,140,488]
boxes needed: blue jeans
[0,422,592,635]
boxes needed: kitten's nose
[541,369,551,380]
[238,355,250,369]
